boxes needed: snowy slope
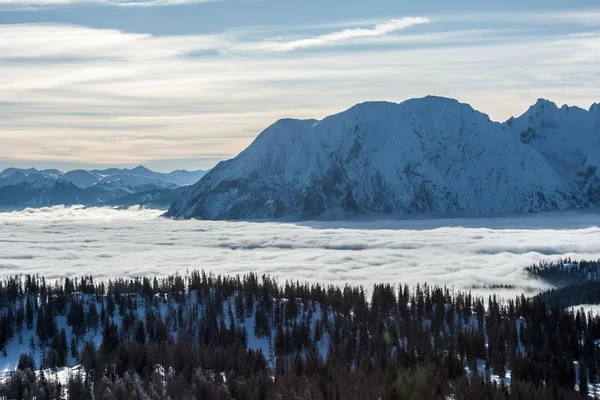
[167,96,582,220]
[0,172,56,188]
[166,169,208,186]
[505,99,600,206]
[0,171,29,187]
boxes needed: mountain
[0,166,207,189]
[166,96,595,221]
[0,171,29,187]
[505,99,600,206]
[0,168,60,180]
[89,166,206,188]
[61,169,102,188]
[165,169,210,186]
[0,166,207,209]
[0,171,56,188]
[105,186,187,208]
[0,180,96,208]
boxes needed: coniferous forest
[0,263,599,399]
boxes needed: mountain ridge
[166,96,598,221]
[0,165,207,210]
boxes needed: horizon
[0,162,209,174]
[2,2,600,171]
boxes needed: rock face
[166,96,597,221]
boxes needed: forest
[525,258,600,287]
[0,264,599,399]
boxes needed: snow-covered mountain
[0,166,207,209]
[0,166,206,189]
[505,99,600,206]
[61,169,102,188]
[90,166,173,188]
[0,172,57,189]
[0,168,60,180]
[0,179,135,208]
[70,166,206,188]
[165,169,210,186]
[105,186,188,208]
[167,96,596,221]
[0,171,29,187]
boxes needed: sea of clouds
[1,206,600,297]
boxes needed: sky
[1,0,599,172]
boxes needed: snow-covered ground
[570,304,600,315]
[0,294,111,373]
[0,290,329,378]
[1,206,600,298]
[0,366,82,386]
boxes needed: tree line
[0,269,598,399]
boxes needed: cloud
[1,16,600,168]
[1,206,600,298]
[0,24,227,59]
[0,0,217,9]
[234,17,431,52]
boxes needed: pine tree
[579,358,588,398]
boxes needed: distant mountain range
[0,166,206,210]
[166,96,600,220]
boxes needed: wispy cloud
[0,0,217,9]
[235,17,432,52]
[0,24,227,59]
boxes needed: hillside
[0,270,598,399]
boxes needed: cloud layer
[1,206,600,298]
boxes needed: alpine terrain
[0,166,206,210]
[166,96,599,220]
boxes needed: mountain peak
[66,169,93,174]
[533,98,558,109]
[405,95,464,106]
[0,167,38,178]
[419,95,461,103]
[132,165,151,173]
[520,98,561,122]
[348,96,464,113]
[351,100,398,109]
